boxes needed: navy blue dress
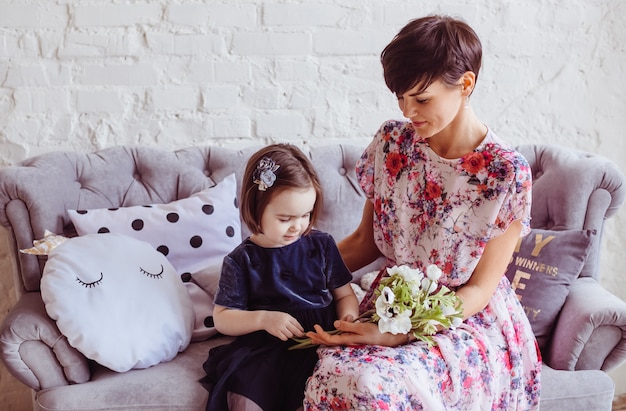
[200,230,352,411]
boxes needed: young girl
[200,144,359,411]
[304,15,541,410]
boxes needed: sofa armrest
[548,277,626,371]
[0,292,90,390]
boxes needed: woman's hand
[306,319,407,347]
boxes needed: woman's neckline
[426,125,490,161]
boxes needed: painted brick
[313,30,387,55]
[159,119,210,146]
[146,33,223,56]
[286,84,325,109]
[213,116,252,138]
[256,112,306,139]
[0,33,41,58]
[74,4,162,27]
[13,89,71,114]
[4,63,71,87]
[0,141,27,167]
[39,32,65,59]
[166,3,212,26]
[3,117,46,147]
[242,85,283,109]
[214,61,251,83]
[151,87,198,111]
[76,63,159,86]
[168,3,256,27]
[75,90,124,113]
[263,4,347,26]
[201,86,240,110]
[58,32,143,58]
[232,32,311,55]
[163,61,214,85]
[20,33,42,57]
[0,34,20,59]
[274,59,320,81]
[0,4,68,28]
[206,4,257,27]
[0,88,13,119]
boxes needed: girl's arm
[213,305,305,341]
[337,201,382,272]
[332,283,360,322]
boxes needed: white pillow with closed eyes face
[41,233,194,372]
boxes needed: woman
[304,15,541,410]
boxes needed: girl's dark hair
[381,15,483,96]
[240,143,323,236]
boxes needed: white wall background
[0,0,624,409]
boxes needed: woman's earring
[464,96,470,109]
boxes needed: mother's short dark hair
[381,15,483,96]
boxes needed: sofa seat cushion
[34,337,233,411]
[539,365,614,409]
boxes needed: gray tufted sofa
[0,143,624,411]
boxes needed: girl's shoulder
[303,229,336,245]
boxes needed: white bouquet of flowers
[290,264,463,349]
[372,264,463,347]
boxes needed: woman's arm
[332,283,360,322]
[337,201,382,272]
[307,220,524,347]
[213,305,305,341]
[454,220,523,318]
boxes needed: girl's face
[252,186,317,248]
[397,79,464,138]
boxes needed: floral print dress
[304,120,541,410]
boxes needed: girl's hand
[306,320,406,347]
[262,311,305,341]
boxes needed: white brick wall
[1,0,625,407]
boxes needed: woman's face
[397,79,464,138]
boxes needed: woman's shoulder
[482,130,530,170]
[375,119,414,140]
[364,120,419,157]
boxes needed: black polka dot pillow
[68,174,241,277]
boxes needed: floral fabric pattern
[304,120,541,410]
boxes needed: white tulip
[426,264,443,281]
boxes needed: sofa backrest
[0,143,623,295]
[0,145,367,294]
